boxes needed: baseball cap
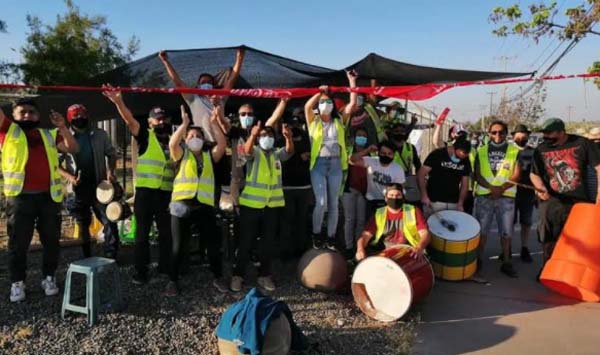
[540,118,565,132]
[512,124,531,135]
[67,104,88,122]
[149,106,169,120]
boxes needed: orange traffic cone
[540,203,600,302]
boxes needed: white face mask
[240,115,254,128]
[318,101,334,116]
[259,136,275,150]
[198,83,213,90]
[187,137,204,152]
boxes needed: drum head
[96,180,115,204]
[427,210,480,241]
[106,201,122,222]
[352,256,412,322]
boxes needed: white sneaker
[257,276,276,292]
[41,276,59,296]
[230,276,243,292]
[10,281,26,302]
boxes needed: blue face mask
[450,154,461,163]
[355,136,368,146]
[240,116,254,129]
[198,83,213,90]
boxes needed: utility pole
[486,91,497,119]
[494,55,518,101]
[479,104,487,132]
[567,105,574,122]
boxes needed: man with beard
[58,104,119,259]
[1,99,79,302]
[530,118,600,277]
[103,88,175,285]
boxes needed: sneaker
[132,272,148,285]
[250,253,261,268]
[325,240,338,252]
[312,235,324,249]
[163,281,179,297]
[212,278,229,293]
[10,281,26,302]
[41,276,59,296]
[257,276,276,292]
[230,276,243,292]
[520,247,533,263]
[500,263,518,278]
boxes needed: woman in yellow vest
[355,183,430,261]
[230,121,294,292]
[473,120,521,279]
[1,99,79,303]
[163,105,226,296]
[103,87,175,285]
[304,71,357,250]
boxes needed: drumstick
[507,180,546,193]
[431,212,456,232]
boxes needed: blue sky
[1,0,599,123]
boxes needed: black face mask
[16,120,40,130]
[544,137,558,145]
[514,139,528,148]
[392,133,408,141]
[71,118,89,129]
[387,198,404,209]
[379,155,393,165]
[154,123,172,135]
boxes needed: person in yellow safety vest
[386,121,422,205]
[1,99,79,303]
[473,120,521,280]
[355,183,430,261]
[304,71,357,251]
[103,87,175,285]
[230,121,294,293]
[163,105,227,296]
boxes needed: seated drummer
[355,183,430,261]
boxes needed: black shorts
[538,197,574,243]
[514,193,535,226]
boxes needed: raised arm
[244,121,262,156]
[367,79,378,105]
[223,47,246,91]
[432,123,444,149]
[210,105,227,163]
[158,51,187,88]
[102,85,141,136]
[265,97,289,128]
[282,124,294,155]
[0,107,6,128]
[50,110,79,154]
[304,91,322,126]
[211,96,231,134]
[349,144,378,167]
[343,70,359,121]
[169,105,190,162]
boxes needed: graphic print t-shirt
[363,157,406,201]
[532,135,600,202]
[423,147,471,203]
[487,141,508,175]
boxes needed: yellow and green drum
[426,210,481,281]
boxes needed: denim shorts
[474,196,515,238]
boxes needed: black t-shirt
[424,147,471,203]
[517,146,535,198]
[277,128,311,187]
[532,135,600,202]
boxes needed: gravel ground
[0,243,418,355]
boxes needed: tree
[17,0,139,85]
[489,1,600,88]
[496,83,547,127]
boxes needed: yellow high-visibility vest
[394,143,414,173]
[371,205,419,247]
[308,116,348,171]
[475,144,519,198]
[364,103,386,142]
[171,149,215,207]
[135,129,175,191]
[1,123,63,202]
[239,148,285,209]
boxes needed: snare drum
[96,180,124,204]
[106,201,132,222]
[427,210,480,281]
[351,245,434,322]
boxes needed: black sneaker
[312,234,324,249]
[520,247,533,263]
[500,263,518,278]
[132,272,148,285]
[325,240,338,252]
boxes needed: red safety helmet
[66,104,88,122]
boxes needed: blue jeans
[310,157,343,239]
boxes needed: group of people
[2,47,599,302]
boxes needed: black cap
[540,118,565,133]
[148,106,169,120]
[512,124,531,135]
[453,136,471,152]
[12,98,37,109]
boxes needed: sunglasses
[489,130,506,136]
[239,112,254,117]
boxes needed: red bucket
[351,245,434,321]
